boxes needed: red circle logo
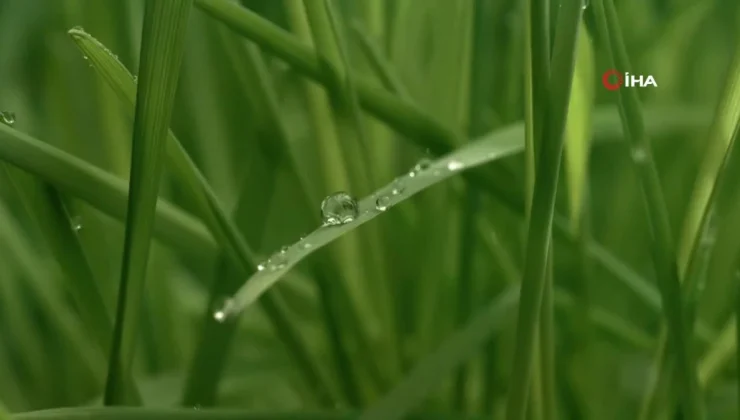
[602,69,623,90]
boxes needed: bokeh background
[0,0,739,418]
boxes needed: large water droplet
[321,192,359,225]
[0,112,16,126]
[447,160,464,171]
[375,195,390,211]
[213,298,235,323]
[582,0,589,10]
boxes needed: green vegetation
[0,0,738,419]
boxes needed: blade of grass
[0,121,215,260]
[104,0,193,404]
[449,0,477,411]
[194,0,535,201]
[592,0,703,418]
[169,104,705,318]
[0,102,708,324]
[284,0,397,388]
[68,27,334,408]
[523,0,555,415]
[505,2,583,419]
[639,40,740,419]
[0,164,112,354]
[11,408,487,420]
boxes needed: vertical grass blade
[104,0,193,405]
[640,41,740,419]
[592,0,703,418]
[505,1,584,419]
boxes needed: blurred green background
[1,0,740,419]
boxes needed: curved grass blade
[0,122,214,260]
[69,21,333,408]
[68,27,257,292]
[215,102,708,316]
[104,0,193,404]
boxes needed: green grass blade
[349,23,411,100]
[0,103,709,319]
[593,0,703,418]
[640,38,740,419]
[11,408,487,420]
[194,0,456,152]
[357,282,651,420]
[0,122,215,261]
[0,165,112,352]
[360,286,521,420]
[104,0,193,404]
[505,2,583,419]
[67,27,257,286]
[68,22,333,409]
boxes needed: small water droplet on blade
[447,160,464,171]
[213,298,235,323]
[70,216,82,232]
[321,192,359,225]
[391,179,405,195]
[375,196,390,211]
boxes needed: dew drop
[321,192,359,225]
[409,158,432,177]
[213,298,235,323]
[391,179,405,196]
[447,160,464,171]
[582,0,589,10]
[257,262,266,272]
[0,112,16,126]
[375,195,390,211]
[630,146,648,163]
[301,241,312,250]
[414,158,431,172]
[70,216,82,232]
[269,246,289,269]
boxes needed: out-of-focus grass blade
[104,0,192,405]
[68,28,256,288]
[360,286,520,420]
[593,0,703,418]
[10,408,488,420]
[639,37,740,420]
[221,60,583,323]
[505,2,583,419]
[563,24,594,232]
[0,164,112,352]
[195,0,712,250]
[698,317,735,387]
[0,122,214,259]
[0,103,710,316]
